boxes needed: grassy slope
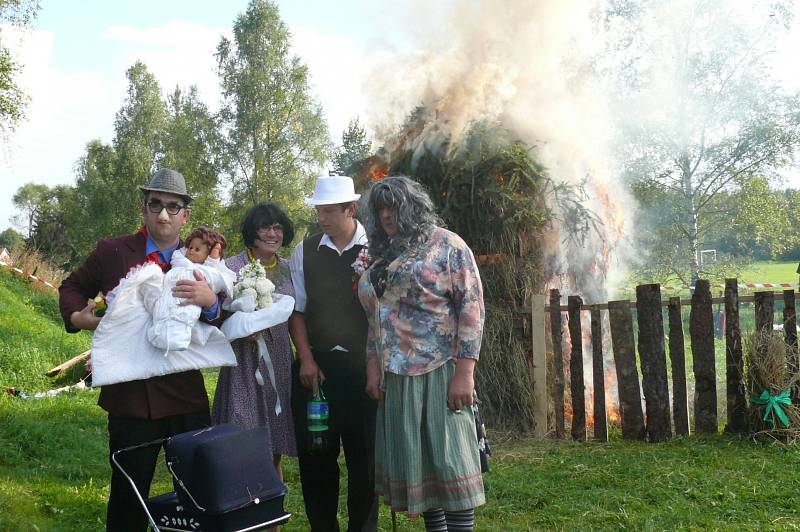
[4,268,800,530]
[0,269,91,391]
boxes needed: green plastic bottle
[307,383,330,455]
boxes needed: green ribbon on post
[750,388,792,428]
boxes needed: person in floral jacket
[358,176,486,532]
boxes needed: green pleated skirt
[376,361,485,517]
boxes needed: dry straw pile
[745,329,800,441]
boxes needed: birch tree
[609,0,800,284]
[217,0,330,222]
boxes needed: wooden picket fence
[530,279,799,442]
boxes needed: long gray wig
[364,176,441,261]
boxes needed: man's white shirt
[289,221,368,314]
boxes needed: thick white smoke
[362,0,633,302]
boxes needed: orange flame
[562,312,621,433]
[370,163,388,181]
[605,366,621,425]
[476,253,506,267]
[593,182,626,269]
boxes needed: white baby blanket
[91,262,237,387]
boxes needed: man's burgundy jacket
[59,231,219,419]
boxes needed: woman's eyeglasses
[257,224,284,235]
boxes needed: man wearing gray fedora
[59,168,222,531]
[289,175,378,531]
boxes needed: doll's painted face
[185,238,210,264]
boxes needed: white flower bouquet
[221,259,294,341]
[232,259,275,310]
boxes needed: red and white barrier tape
[621,282,800,291]
[0,261,58,291]
[667,282,798,291]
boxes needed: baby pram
[112,424,291,531]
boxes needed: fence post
[754,291,774,334]
[568,295,586,442]
[636,284,672,442]
[668,296,690,436]
[691,279,717,434]
[531,294,548,437]
[752,291,775,431]
[724,279,747,433]
[549,289,565,439]
[783,290,798,405]
[591,308,608,442]
[608,299,646,440]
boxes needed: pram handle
[165,459,207,512]
[111,436,169,532]
[113,428,285,532]
[112,431,217,531]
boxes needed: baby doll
[146,227,236,353]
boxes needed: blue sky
[36,0,390,72]
[0,0,403,232]
[36,1,236,72]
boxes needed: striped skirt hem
[375,361,485,516]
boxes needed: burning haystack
[346,0,633,433]
[350,107,602,432]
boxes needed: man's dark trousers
[106,410,210,531]
[292,350,378,532]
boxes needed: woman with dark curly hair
[357,176,486,531]
[213,203,297,481]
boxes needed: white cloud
[105,20,377,143]
[0,26,119,229]
[0,18,375,230]
[290,26,373,143]
[0,20,229,229]
[104,20,226,112]
[104,20,374,148]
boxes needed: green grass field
[737,260,800,285]
[4,266,800,530]
[616,260,800,299]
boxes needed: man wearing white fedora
[289,175,378,531]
